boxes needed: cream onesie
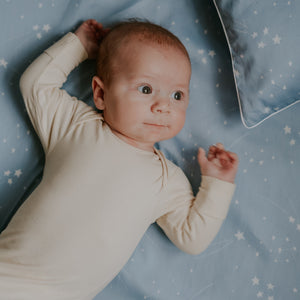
[0,33,235,300]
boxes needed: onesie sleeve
[19,33,97,154]
[156,167,235,255]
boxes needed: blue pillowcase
[213,0,300,128]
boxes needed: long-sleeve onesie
[0,33,235,300]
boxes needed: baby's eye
[171,91,183,101]
[138,85,152,94]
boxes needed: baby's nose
[151,96,170,113]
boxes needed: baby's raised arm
[19,22,101,154]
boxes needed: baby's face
[97,40,191,151]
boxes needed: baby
[0,19,238,299]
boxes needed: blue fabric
[0,0,299,299]
[214,0,300,128]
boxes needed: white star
[258,41,266,48]
[4,170,11,176]
[197,49,204,55]
[289,216,295,223]
[267,283,275,290]
[252,277,260,285]
[235,231,245,240]
[273,34,281,44]
[43,24,51,32]
[268,297,274,300]
[234,69,240,77]
[0,58,8,68]
[36,33,42,39]
[288,61,293,66]
[293,288,298,293]
[14,169,22,177]
[290,139,296,146]
[11,148,16,153]
[8,178,13,185]
[257,291,263,298]
[297,224,300,231]
[201,58,207,64]
[208,50,216,58]
[33,25,39,31]
[284,125,291,134]
[251,32,258,39]
[263,27,269,35]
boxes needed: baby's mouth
[144,123,168,128]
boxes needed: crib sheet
[0,0,299,299]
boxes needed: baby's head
[92,20,191,151]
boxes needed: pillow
[213,0,300,128]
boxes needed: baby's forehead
[118,34,190,63]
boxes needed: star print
[268,297,274,300]
[284,125,291,134]
[8,178,13,185]
[208,50,216,58]
[258,41,266,48]
[290,139,295,146]
[272,34,281,44]
[257,291,263,298]
[33,25,39,31]
[234,69,240,77]
[288,61,293,66]
[252,276,260,285]
[37,33,42,39]
[267,283,275,290]
[297,224,300,231]
[0,58,8,68]
[235,231,245,240]
[289,216,295,223]
[4,170,11,176]
[14,169,22,177]
[263,27,269,35]
[251,32,258,39]
[43,24,51,32]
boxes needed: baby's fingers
[197,147,208,166]
[225,151,239,164]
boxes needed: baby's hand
[75,19,109,59]
[197,143,239,184]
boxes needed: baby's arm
[19,21,106,153]
[156,144,238,255]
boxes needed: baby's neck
[109,127,155,153]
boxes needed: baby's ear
[92,76,105,110]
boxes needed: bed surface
[0,1,299,299]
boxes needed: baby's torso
[0,120,171,299]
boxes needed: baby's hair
[96,19,191,85]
